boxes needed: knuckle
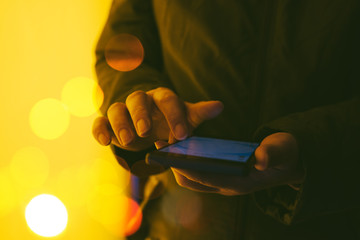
[125,90,145,104]
[158,91,178,105]
[153,87,175,99]
[131,105,148,120]
[92,117,102,132]
[154,86,170,92]
[108,102,126,114]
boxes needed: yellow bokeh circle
[29,98,70,140]
[10,146,49,188]
[61,76,104,117]
[105,33,144,72]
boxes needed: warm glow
[29,98,70,140]
[87,184,142,237]
[10,147,49,188]
[124,197,143,236]
[1,0,129,238]
[61,76,104,117]
[0,170,17,217]
[56,166,91,208]
[56,158,129,208]
[88,158,125,185]
[105,33,144,72]
[25,194,68,237]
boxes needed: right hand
[92,87,224,152]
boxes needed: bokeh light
[0,170,17,217]
[25,194,68,237]
[29,98,70,140]
[10,147,49,189]
[87,184,142,237]
[56,166,91,208]
[1,0,126,239]
[61,76,104,117]
[56,158,130,208]
[88,158,124,185]
[121,197,142,237]
[105,33,144,72]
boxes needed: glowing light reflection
[87,184,142,237]
[0,170,17,217]
[10,147,49,188]
[29,98,70,140]
[56,166,90,207]
[61,77,104,117]
[25,194,68,237]
[105,33,144,72]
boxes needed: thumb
[254,144,281,171]
[186,101,224,128]
[254,133,299,171]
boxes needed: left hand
[160,132,305,195]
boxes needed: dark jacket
[95,0,360,239]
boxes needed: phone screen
[159,136,259,162]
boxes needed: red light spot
[124,198,143,236]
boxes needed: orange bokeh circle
[105,33,144,72]
[124,197,143,236]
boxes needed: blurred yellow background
[0,1,136,239]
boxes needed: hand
[168,132,305,195]
[92,87,224,152]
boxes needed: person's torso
[138,1,360,239]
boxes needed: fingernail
[98,133,110,146]
[154,141,168,150]
[119,129,133,146]
[174,124,187,140]
[137,119,149,137]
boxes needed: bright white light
[25,194,68,237]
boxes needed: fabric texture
[95,0,360,239]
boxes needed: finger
[254,144,270,171]
[254,133,299,171]
[149,87,188,140]
[254,143,286,171]
[186,101,224,128]
[154,133,176,150]
[174,168,254,195]
[168,132,177,144]
[171,168,219,193]
[125,90,152,137]
[173,168,231,190]
[107,102,135,146]
[154,140,168,149]
[255,142,294,171]
[92,116,112,146]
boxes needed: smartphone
[145,136,259,175]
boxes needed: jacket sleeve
[95,0,170,172]
[252,97,360,225]
[95,0,171,114]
